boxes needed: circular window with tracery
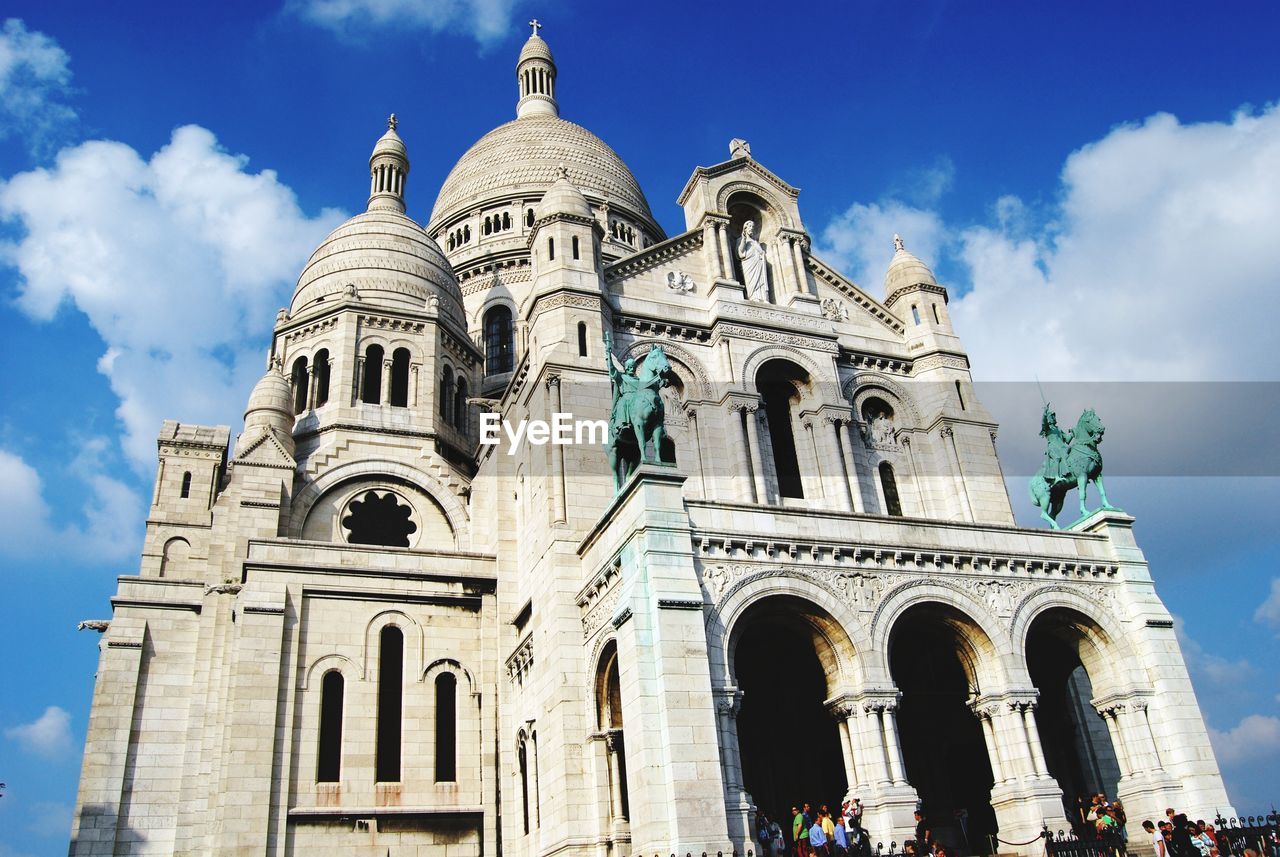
[341,489,418,547]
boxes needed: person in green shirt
[792,806,810,857]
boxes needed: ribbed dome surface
[291,210,465,325]
[535,175,591,220]
[518,34,554,64]
[884,245,938,297]
[429,116,657,230]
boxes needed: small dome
[371,125,407,160]
[291,210,465,326]
[884,234,938,296]
[518,34,554,65]
[534,168,591,220]
[239,366,295,457]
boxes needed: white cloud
[26,802,72,839]
[291,0,519,44]
[0,446,141,561]
[4,706,72,759]
[1209,714,1280,767]
[1254,577,1280,631]
[0,18,75,156]
[818,199,947,294]
[0,125,345,469]
[1173,614,1254,687]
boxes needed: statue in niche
[736,221,769,301]
[870,412,895,446]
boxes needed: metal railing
[1042,828,1126,857]
[1212,813,1279,857]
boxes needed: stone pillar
[792,235,808,295]
[1021,703,1050,778]
[305,364,318,411]
[547,375,566,523]
[840,420,866,513]
[354,355,365,403]
[605,729,628,825]
[819,417,851,511]
[715,687,749,823]
[1131,701,1166,773]
[1097,703,1133,778]
[381,358,393,406]
[902,436,930,517]
[802,418,827,503]
[972,703,1007,784]
[941,426,975,521]
[730,404,756,503]
[409,363,419,408]
[882,702,908,786]
[863,702,892,786]
[705,222,725,279]
[717,221,734,281]
[743,405,768,504]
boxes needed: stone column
[730,404,756,503]
[354,355,365,403]
[606,729,628,824]
[687,406,711,500]
[1097,704,1133,778]
[863,702,892,786]
[1131,701,1166,773]
[305,364,318,411]
[802,418,826,503]
[972,703,1007,784]
[1019,701,1050,778]
[883,702,908,785]
[819,417,851,511]
[743,405,768,504]
[791,235,808,294]
[941,426,975,521]
[901,436,929,517]
[547,375,566,523]
[715,688,746,802]
[840,420,866,513]
[705,222,725,279]
[409,363,419,408]
[1008,700,1040,779]
[530,732,542,830]
[717,221,734,281]
[381,358,393,406]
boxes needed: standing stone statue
[1029,404,1118,528]
[737,221,769,301]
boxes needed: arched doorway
[889,603,998,853]
[755,360,812,500]
[731,596,850,827]
[1025,608,1121,826]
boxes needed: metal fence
[1042,828,1126,857]
[1213,814,1279,857]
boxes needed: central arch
[888,602,999,853]
[729,595,852,827]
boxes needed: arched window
[463,225,470,242]
[291,356,309,413]
[440,365,454,424]
[503,212,511,230]
[448,235,455,251]
[484,216,492,236]
[435,673,457,782]
[879,461,903,517]
[313,349,331,407]
[484,306,514,375]
[389,347,410,407]
[454,378,468,434]
[180,471,192,499]
[361,344,383,404]
[376,626,403,782]
[758,361,807,499]
[911,304,922,326]
[571,235,580,260]
[955,380,966,411]
[548,237,555,260]
[317,671,344,782]
[577,321,588,357]
[518,736,531,834]
[526,208,534,228]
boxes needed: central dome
[428,115,658,231]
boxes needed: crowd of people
[1073,794,1274,857]
[756,800,874,857]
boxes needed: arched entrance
[1025,608,1121,826]
[889,603,998,853]
[731,596,850,826]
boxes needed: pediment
[234,429,296,470]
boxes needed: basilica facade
[69,28,1231,857]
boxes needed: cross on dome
[529,19,541,36]
[893,234,905,252]
[388,113,397,131]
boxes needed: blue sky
[1,1,1279,854]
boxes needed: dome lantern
[516,20,558,119]
[368,114,410,213]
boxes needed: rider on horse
[1040,403,1073,485]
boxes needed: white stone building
[69,28,1232,857]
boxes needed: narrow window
[548,237,555,260]
[503,212,511,230]
[317,671,344,782]
[464,225,470,242]
[932,303,941,325]
[435,673,457,782]
[180,471,192,499]
[484,306,514,375]
[519,738,530,834]
[577,321,588,357]
[454,378,468,434]
[571,235,580,260]
[526,208,534,228]
[911,304,922,326]
[955,380,966,411]
[389,347,410,407]
[291,356,309,413]
[313,349,331,407]
[483,216,491,236]
[760,376,804,499]
[440,365,455,424]
[361,344,384,404]
[375,626,403,782]
[879,461,903,517]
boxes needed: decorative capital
[546,374,561,389]
[604,728,624,752]
[941,426,955,438]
